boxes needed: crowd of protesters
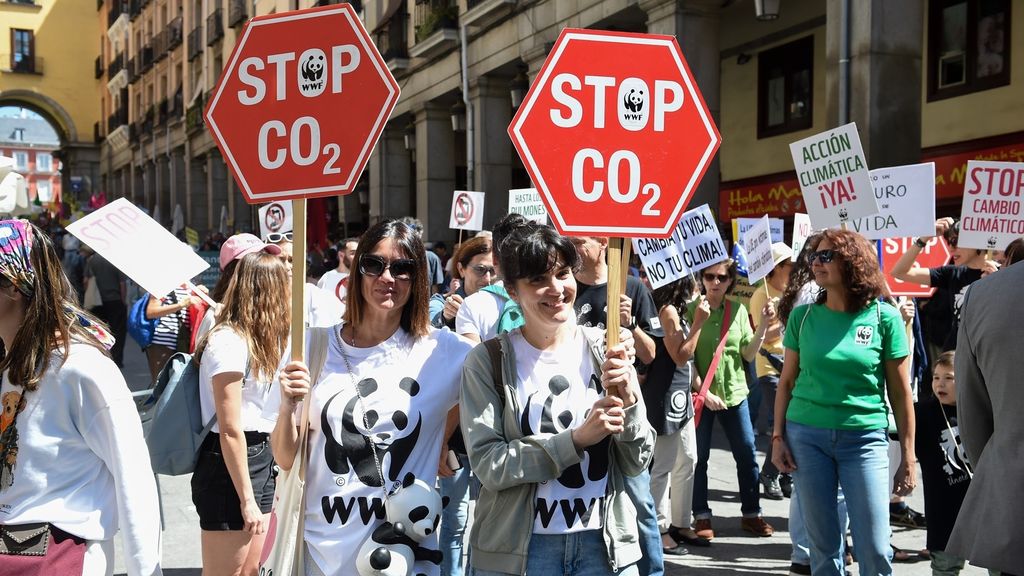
[0,210,1021,576]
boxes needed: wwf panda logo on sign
[298,48,327,97]
[617,77,649,132]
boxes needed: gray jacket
[947,263,1024,574]
[460,326,655,575]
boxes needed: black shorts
[191,431,277,531]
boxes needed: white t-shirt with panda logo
[509,328,609,535]
[304,325,473,576]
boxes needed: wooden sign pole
[291,199,307,362]
[605,237,633,398]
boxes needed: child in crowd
[915,352,998,576]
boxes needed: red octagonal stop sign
[205,4,399,203]
[880,237,952,297]
[509,29,721,238]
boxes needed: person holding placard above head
[460,222,654,576]
[274,219,474,576]
[676,259,774,539]
[772,229,916,576]
[191,249,291,576]
[748,242,794,501]
[890,217,998,356]
[0,219,162,575]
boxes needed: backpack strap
[483,336,505,409]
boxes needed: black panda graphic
[322,377,422,488]
[520,375,610,489]
[301,53,325,82]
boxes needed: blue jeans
[789,477,847,565]
[787,421,892,576]
[470,531,638,576]
[623,469,663,576]
[758,375,780,477]
[745,361,762,431]
[693,399,762,518]
[440,456,472,576]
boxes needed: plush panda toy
[355,473,448,576]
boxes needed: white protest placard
[849,163,936,240]
[743,215,775,285]
[631,204,727,290]
[733,217,783,245]
[508,188,548,224]
[68,198,210,297]
[791,213,813,261]
[258,201,293,240]
[957,160,1024,251]
[789,123,878,228]
[450,190,486,231]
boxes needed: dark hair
[652,276,696,311]
[1004,237,1024,266]
[211,258,239,302]
[499,224,581,285]
[451,236,492,281]
[344,219,430,338]
[491,213,529,260]
[700,258,739,294]
[934,350,955,371]
[809,229,889,312]
[778,233,821,325]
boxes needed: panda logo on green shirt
[855,325,874,346]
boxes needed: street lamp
[451,100,467,132]
[404,121,416,151]
[755,0,780,21]
[510,66,529,108]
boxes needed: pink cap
[219,233,282,270]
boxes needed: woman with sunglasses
[274,219,474,576]
[674,259,774,539]
[429,236,494,331]
[460,223,654,576]
[772,230,915,576]
[0,220,161,575]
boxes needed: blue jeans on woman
[786,421,892,576]
[440,456,472,576]
[469,530,638,576]
[693,399,762,518]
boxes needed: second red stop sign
[509,29,721,238]
[205,4,400,203]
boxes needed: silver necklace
[336,324,390,499]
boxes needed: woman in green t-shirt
[674,259,773,540]
[771,229,916,576]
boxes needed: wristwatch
[913,237,928,248]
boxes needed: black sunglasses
[359,254,416,281]
[807,249,836,264]
[469,264,496,277]
[702,272,730,283]
[265,232,293,243]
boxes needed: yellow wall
[921,1,1024,148]
[718,0,827,182]
[0,0,101,144]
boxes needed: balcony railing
[228,0,247,27]
[107,107,129,132]
[127,57,138,83]
[185,93,204,135]
[107,0,129,27]
[108,52,123,77]
[153,30,167,62]
[140,43,154,72]
[167,16,183,50]
[414,0,458,43]
[4,55,42,75]
[376,6,409,62]
[95,55,105,79]
[207,10,224,46]
[187,25,202,60]
[168,87,184,121]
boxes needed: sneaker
[694,518,715,540]
[789,563,811,576]
[780,473,793,498]
[761,473,784,500]
[890,505,927,529]
[740,516,774,537]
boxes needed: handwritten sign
[508,188,548,224]
[791,213,813,260]
[789,123,878,228]
[732,217,783,245]
[743,215,775,285]
[957,160,1024,251]
[68,198,210,297]
[848,163,936,240]
[632,204,727,289]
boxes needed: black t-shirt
[928,265,983,351]
[575,275,662,338]
[643,335,694,435]
[915,398,972,552]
